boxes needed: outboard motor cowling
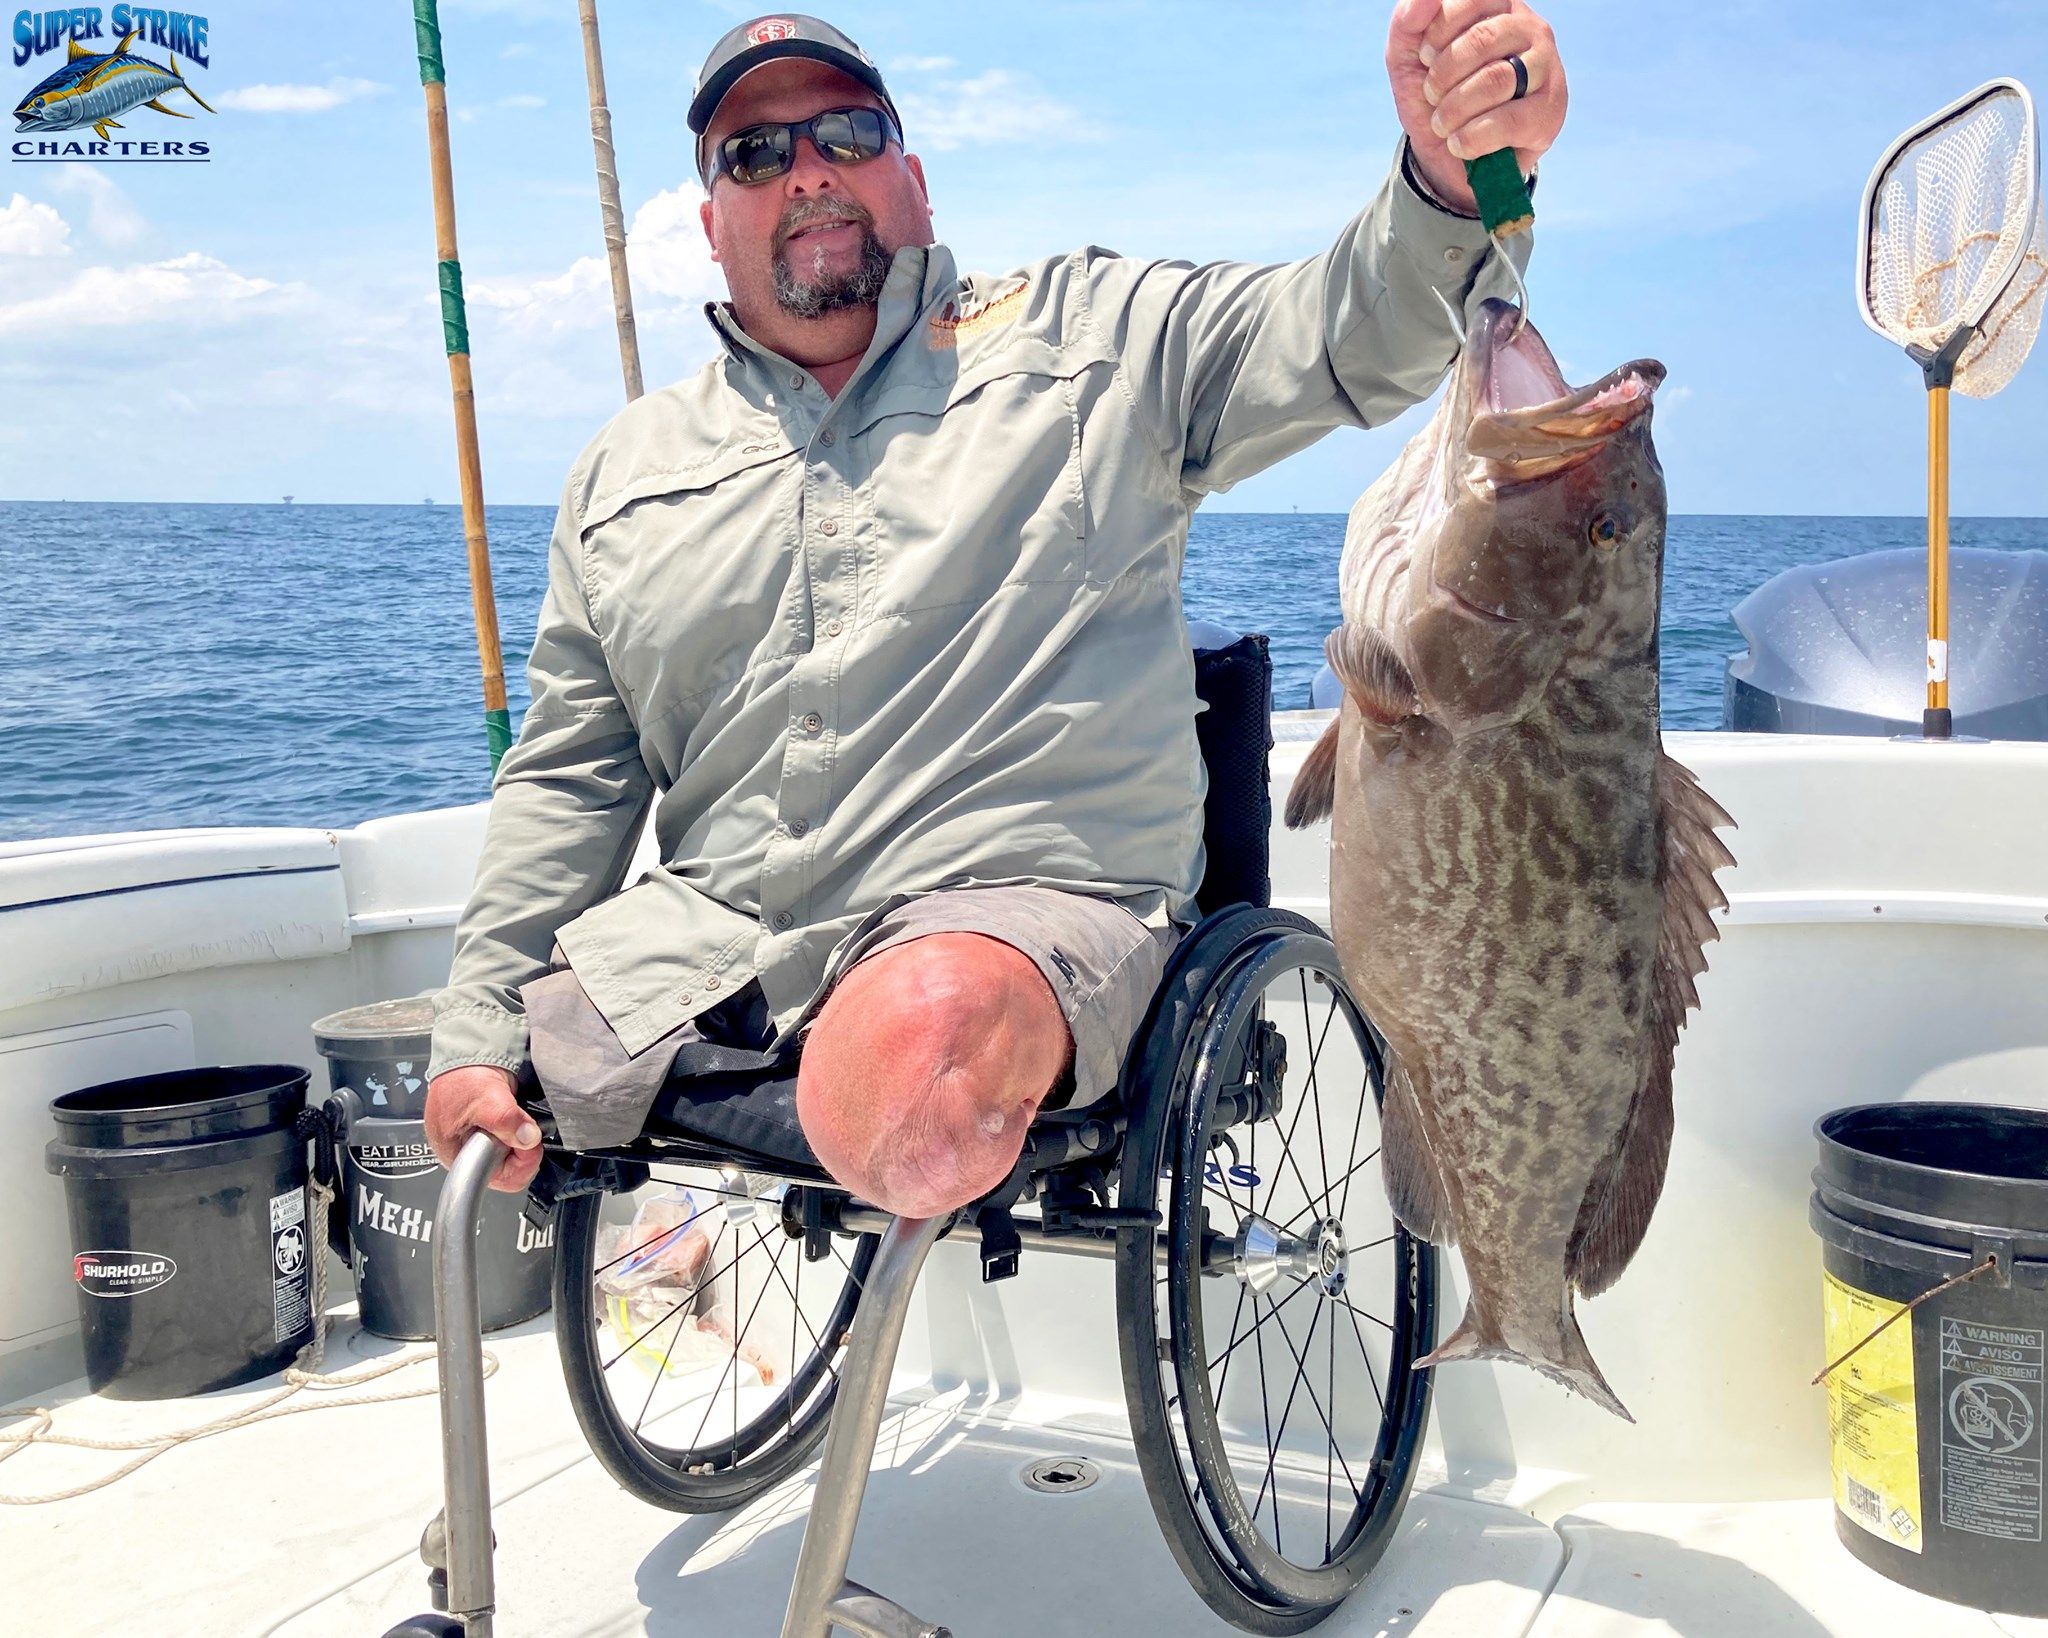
[1723,547,2048,739]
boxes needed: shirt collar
[703,240,962,384]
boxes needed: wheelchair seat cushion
[642,1037,826,1177]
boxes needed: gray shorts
[524,885,1181,1152]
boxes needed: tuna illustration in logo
[13,29,214,143]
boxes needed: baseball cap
[689,15,902,164]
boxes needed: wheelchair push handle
[437,1131,506,1631]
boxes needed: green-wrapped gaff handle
[1464,149,1533,237]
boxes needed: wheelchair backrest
[1190,633,1274,917]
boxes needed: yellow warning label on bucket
[1824,1271,1924,1553]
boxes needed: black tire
[554,1170,877,1512]
[1115,908,1437,1634]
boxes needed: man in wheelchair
[422,6,1566,1223]
[404,11,1567,1632]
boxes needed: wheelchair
[393,634,1438,1638]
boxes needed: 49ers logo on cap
[747,19,800,44]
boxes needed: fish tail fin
[1414,1300,1633,1422]
[180,78,215,115]
[144,96,194,118]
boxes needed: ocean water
[3,503,2043,844]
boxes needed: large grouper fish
[1285,297,1735,1420]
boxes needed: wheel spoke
[1299,970,1336,1210]
[1281,1146,1381,1235]
[1249,1293,1320,1547]
[684,1226,784,1451]
[1342,1293,1386,1415]
[1205,1276,1315,1376]
[1259,1294,1362,1511]
[602,1218,727,1372]
[1336,1294,1395,1333]
[1210,1280,1250,1409]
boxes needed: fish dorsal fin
[1325,622,1418,728]
[1569,752,1736,1296]
[1380,1057,1457,1247]
[67,39,91,60]
[1283,716,1340,828]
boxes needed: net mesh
[1866,85,2048,397]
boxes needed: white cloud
[894,67,1103,153]
[468,184,720,335]
[0,194,70,257]
[43,169,144,248]
[891,55,958,74]
[455,92,548,124]
[214,78,388,114]
[0,252,291,336]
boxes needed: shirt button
[704,975,722,992]
[791,373,805,390]
[800,712,823,735]
[788,817,809,837]
[825,617,843,637]
[775,911,794,930]
[1444,246,1465,264]
[676,989,693,1005]
[819,430,835,447]
[819,518,839,537]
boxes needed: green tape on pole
[438,259,470,357]
[1463,149,1534,237]
[414,0,445,87]
[486,707,512,772]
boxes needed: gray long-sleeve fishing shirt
[426,139,1533,1085]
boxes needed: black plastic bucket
[1812,1101,2048,1615]
[312,998,553,1340]
[45,1066,316,1400]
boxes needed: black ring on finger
[1508,53,1530,101]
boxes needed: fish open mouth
[1463,299,1665,478]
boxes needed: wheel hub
[1231,1213,1348,1296]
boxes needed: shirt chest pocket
[584,437,803,741]
[853,344,1102,618]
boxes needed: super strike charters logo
[11,7,213,162]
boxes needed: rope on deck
[0,1177,499,1505]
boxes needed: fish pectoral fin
[1283,717,1340,828]
[1568,753,1736,1298]
[113,27,137,53]
[143,97,193,118]
[1380,1059,1456,1247]
[1325,622,1418,729]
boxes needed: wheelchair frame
[388,637,1435,1636]
[400,906,1435,1638]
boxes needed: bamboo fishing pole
[414,0,512,772]
[578,0,643,402]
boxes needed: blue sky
[4,0,2048,514]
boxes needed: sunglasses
[710,106,900,187]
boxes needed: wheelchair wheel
[554,1163,878,1513]
[1115,908,1437,1634]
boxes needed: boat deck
[8,1295,2041,1638]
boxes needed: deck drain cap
[1022,1456,1100,1494]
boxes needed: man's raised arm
[1073,0,1565,499]
[425,474,655,1187]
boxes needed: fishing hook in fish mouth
[1429,283,1467,347]
[1495,232,1531,339]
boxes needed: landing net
[1861,80,2046,396]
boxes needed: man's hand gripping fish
[1286,298,1736,1420]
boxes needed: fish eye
[1588,512,1621,549]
